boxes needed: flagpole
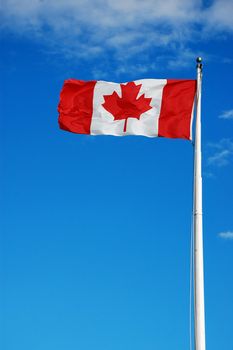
[193,57,206,350]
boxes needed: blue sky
[0,1,233,349]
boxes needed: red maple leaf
[102,82,152,132]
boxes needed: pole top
[196,57,203,71]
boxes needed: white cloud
[208,149,231,167]
[207,139,233,167]
[204,0,233,32]
[0,0,201,29]
[219,231,233,240]
[1,0,233,72]
[219,109,233,120]
[203,171,215,179]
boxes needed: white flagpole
[193,57,206,350]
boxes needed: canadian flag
[58,79,196,140]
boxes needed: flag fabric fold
[58,78,196,140]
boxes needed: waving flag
[58,79,196,140]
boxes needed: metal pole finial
[196,57,203,71]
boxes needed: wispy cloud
[207,139,233,167]
[219,109,233,120]
[203,171,215,179]
[1,0,233,74]
[208,149,232,167]
[203,0,233,32]
[218,231,233,240]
